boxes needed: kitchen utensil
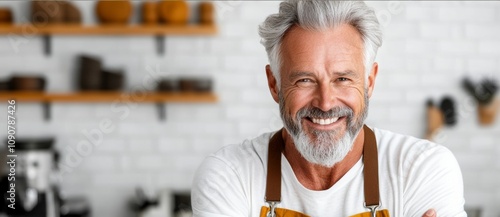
[462,77,498,125]
[142,1,158,25]
[0,8,13,24]
[478,98,499,126]
[198,2,214,25]
[95,0,132,25]
[0,138,61,217]
[426,99,444,141]
[101,69,125,91]
[173,192,192,217]
[9,75,46,91]
[159,0,189,25]
[78,55,102,91]
[439,96,456,126]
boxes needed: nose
[311,83,336,112]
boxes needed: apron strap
[265,125,380,209]
[265,128,284,202]
[362,125,380,216]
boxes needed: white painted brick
[370,89,404,102]
[95,138,126,153]
[128,138,157,153]
[166,121,236,136]
[166,37,209,55]
[469,136,495,150]
[241,89,276,104]
[405,6,436,21]
[419,23,454,39]
[224,55,268,72]
[158,136,191,153]
[466,58,498,72]
[0,35,44,55]
[207,38,242,54]
[220,22,253,38]
[171,154,206,171]
[465,24,500,39]
[214,1,244,23]
[92,173,154,188]
[167,104,225,122]
[433,57,466,72]
[404,39,436,54]
[192,137,225,153]
[241,38,267,55]
[389,105,424,123]
[438,7,496,22]
[437,40,477,55]
[132,155,167,171]
[455,153,494,169]
[156,172,194,189]
[80,155,116,172]
[215,72,256,88]
[478,41,500,55]
[240,1,280,22]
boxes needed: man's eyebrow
[289,71,315,80]
[333,70,359,78]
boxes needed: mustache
[296,106,354,120]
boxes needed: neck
[282,128,365,190]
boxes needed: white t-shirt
[191,126,466,217]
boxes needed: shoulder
[210,131,274,171]
[191,131,277,216]
[372,126,455,169]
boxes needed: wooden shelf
[0,24,217,35]
[0,24,217,55]
[0,91,217,103]
[0,91,218,120]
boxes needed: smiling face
[266,24,378,167]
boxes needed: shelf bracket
[43,35,51,55]
[157,103,166,121]
[156,35,165,55]
[43,101,51,121]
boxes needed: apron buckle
[266,201,279,217]
[364,203,380,217]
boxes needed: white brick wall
[0,1,499,216]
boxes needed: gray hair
[259,0,383,86]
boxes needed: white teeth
[311,117,340,125]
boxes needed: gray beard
[279,90,369,167]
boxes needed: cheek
[283,89,313,114]
[338,87,366,111]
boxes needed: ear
[367,62,378,98]
[266,65,279,103]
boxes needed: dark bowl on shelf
[157,78,179,92]
[0,80,9,91]
[9,75,46,91]
[78,55,102,91]
[179,77,212,92]
[101,69,125,91]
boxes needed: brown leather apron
[259,125,390,217]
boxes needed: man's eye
[337,77,349,82]
[297,78,312,83]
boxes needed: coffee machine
[0,138,60,217]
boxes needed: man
[192,1,466,217]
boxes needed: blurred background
[0,1,499,217]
